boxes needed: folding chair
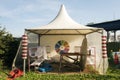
[29,46,47,70]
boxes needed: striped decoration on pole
[102,36,107,58]
[22,34,28,59]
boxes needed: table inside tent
[59,53,89,72]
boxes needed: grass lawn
[0,69,9,80]
[1,68,120,80]
[0,63,120,80]
[15,72,120,80]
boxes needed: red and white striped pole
[102,36,107,58]
[22,34,28,76]
[102,30,108,74]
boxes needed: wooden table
[59,53,89,72]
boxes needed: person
[114,52,119,64]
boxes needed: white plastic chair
[29,46,47,69]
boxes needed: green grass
[0,67,120,80]
[0,69,9,80]
[15,72,120,80]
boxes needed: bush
[0,26,21,69]
[3,38,21,68]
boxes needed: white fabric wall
[87,32,102,72]
[40,33,102,65]
[40,35,84,61]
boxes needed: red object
[7,68,23,80]
[114,53,119,64]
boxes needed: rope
[12,40,22,70]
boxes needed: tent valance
[26,29,102,35]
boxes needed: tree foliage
[0,26,20,68]
[0,27,13,56]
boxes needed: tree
[0,26,13,66]
[0,26,20,68]
[0,27,12,55]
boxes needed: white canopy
[26,5,103,35]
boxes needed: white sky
[0,0,120,37]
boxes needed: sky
[0,0,120,37]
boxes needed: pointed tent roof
[26,5,103,35]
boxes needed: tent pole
[23,59,26,76]
[102,30,107,74]
[107,31,109,43]
[25,32,30,72]
[38,34,40,46]
[28,54,30,72]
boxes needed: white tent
[14,5,108,74]
[26,5,102,35]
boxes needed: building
[87,19,120,42]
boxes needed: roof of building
[87,19,120,31]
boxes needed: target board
[55,40,70,54]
